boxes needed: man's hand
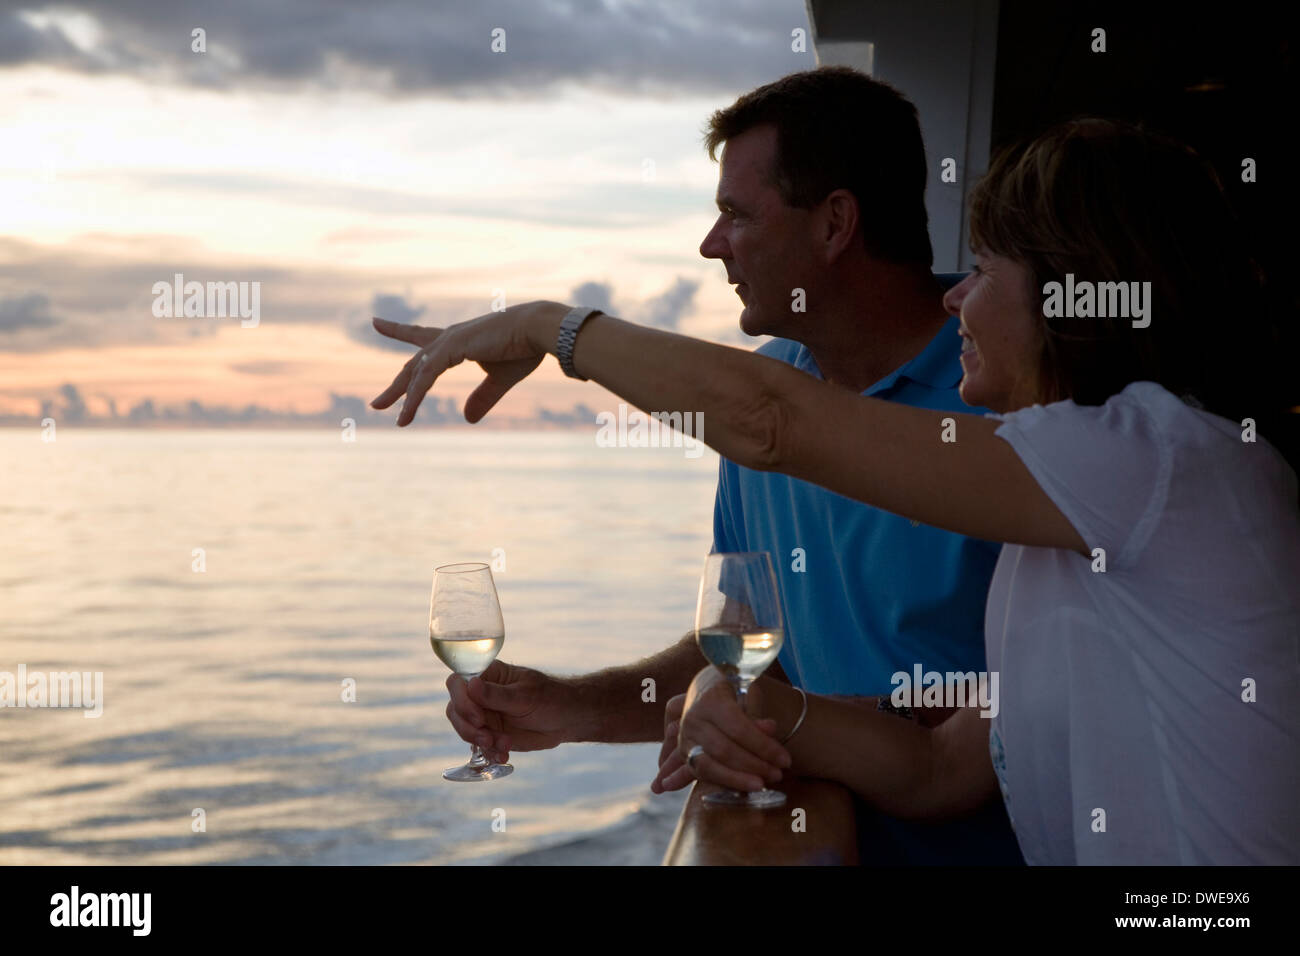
[445,659,579,761]
[370,301,565,426]
[650,666,790,794]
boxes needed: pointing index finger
[372,316,441,347]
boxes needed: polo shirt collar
[788,315,965,396]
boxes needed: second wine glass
[694,551,786,808]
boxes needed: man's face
[699,125,816,339]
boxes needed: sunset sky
[0,0,813,423]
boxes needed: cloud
[0,292,59,332]
[228,360,300,376]
[348,292,426,354]
[38,381,86,422]
[569,281,614,314]
[18,385,460,426]
[58,382,86,421]
[568,275,698,329]
[371,292,424,326]
[0,0,813,97]
[637,276,698,329]
[348,277,699,366]
[120,170,709,230]
[321,227,422,246]
[0,8,81,64]
[538,401,599,425]
[0,237,715,375]
[0,236,482,353]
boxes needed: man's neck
[798,266,952,394]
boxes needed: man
[425,67,1021,863]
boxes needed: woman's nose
[942,270,979,317]
[942,281,964,317]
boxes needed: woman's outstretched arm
[372,301,1086,554]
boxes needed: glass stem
[736,678,757,794]
[463,670,491,769]
[736,677,751,716]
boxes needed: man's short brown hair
[704,66,933,267]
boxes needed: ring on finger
[687,744,705,773]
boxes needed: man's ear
[821,188,861,261]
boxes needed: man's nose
[699,216,728,259]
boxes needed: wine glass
[430,562,513,782]
[694,551,786,808]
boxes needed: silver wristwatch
[556,306,602,380]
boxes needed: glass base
[443,761,513,782]
[702,787,786,808]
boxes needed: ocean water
[0,427,719,864]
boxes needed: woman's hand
[369,300,566,426]
[650,666,791,794]
[651,693,689,791]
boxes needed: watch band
[556,306,602,380]
[876,697,915,720]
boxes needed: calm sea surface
[0,428,719,864]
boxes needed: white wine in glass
[430,562,513,782]
[695,552,787,808]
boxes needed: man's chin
[737,309,768,339]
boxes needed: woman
[370,119,1299,864]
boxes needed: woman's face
[942,252,1047,413]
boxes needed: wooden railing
[663,776,859,865]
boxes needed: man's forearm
[563,634,707,743]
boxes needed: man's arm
[566,581,791,743]
[453,627,792,755]
[447,633,710,755]
[565,633,710,742]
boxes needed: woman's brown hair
[969,118,1298,472]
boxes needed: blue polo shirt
[711,316,1024,864]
